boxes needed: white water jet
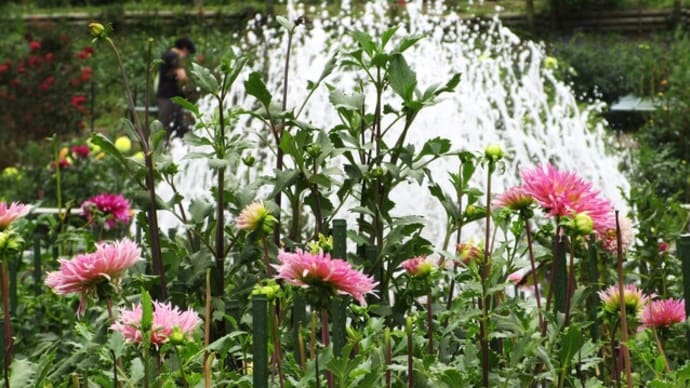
[158,0,629,244]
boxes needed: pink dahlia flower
[274,249,378,306]
[507,270,525,285]
[598,215,634,254]
[0,202,30,230]
[641,299,685,329]
[112,301,202,346]
[520,165,613,230]
[45,238,141,317]
[400,256,434,277]
[493,186,533,211]
[81,193,132,230]
[598,284,649,317]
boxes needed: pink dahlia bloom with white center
[45,238,141,317]
[81,193,132,230]
[641,298,686,329]
[0,202,30,230]
[492,186,533,211]
[520,165,613,230]
[112,301,202,346]
[274,249,378,306]
[400,256,434,277]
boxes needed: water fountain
[158,0,630,243]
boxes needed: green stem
[615,211,633,388]
[174,345,189,388]
[1,259,11,388]
[524,219,545,333]
[479,163,493,387]
[320,307,334,388]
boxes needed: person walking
[156,37,195,138]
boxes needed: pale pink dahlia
[641,299,685,329]
[0,202,30,230]
[598,284,649,317]
[45,239,141,317]
[400,256,434,277]
[598,215,634,254]
[507,270,525,285]
[492,186,533,211]
[112,301,202,346]
[273,249,378,306]
[520,165,613,230]
[81,193,132,230]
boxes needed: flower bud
[88,22,106,38]
[484,144,504,162]
[573,213,593,235]
[114,136,132,153]
[133,151,145,161]
[242,155,256,167]
[169,327,186,345]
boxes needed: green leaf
[558,325,584,366]
[418,137,451,159]
[141,288,153,332]
[276,15,295,31]
[245,72,272,108]
[170,96,200,117]
[190,199,214,223]
[351,31,376,55]
[10,359,36,387]
[120,118,140,143]
[381,26,398,48]
[396,33,425,53]
[388,54,417,102]
[90,133,127,166]
[109,331,126,359]
[329,89,364,111]
[191,62,219,94]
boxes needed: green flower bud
[88,22,106,38]
[484,144,504,162]
[169,327,186,345]
[242,155,256,167]
[574,213,594,235]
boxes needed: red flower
[39,76,55,91]
[27,56,42,67]
[71,95,86,110]
[71,145,90,158]
[80,67,92,82]
[83,46,95,55]
[50,158,71,170]
[0,63,8,73]
[71,79,80,87]
[29,41,41,51]
[77,51,89,60]
[44,52,54,62]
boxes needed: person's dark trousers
[157,97,185,138]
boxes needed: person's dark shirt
[157,50,182,98]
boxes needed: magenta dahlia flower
[641,298,685,329]
[81,193,132,230]
[274,249,378,306]
[45,239,141,317]
[0,202,29,230]
[493,186,533,211]
[71,145,90,158]
[520,165,613,230]
[112,301,202,346]
[400,256,434,277]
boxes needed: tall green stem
[105,37,166,299]
[174,345,189,388]
[0,259,11,388]
[524,219,545,333]
[615,211,633,388]
[320,307,334,388]
[479,164,493,387]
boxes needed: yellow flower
[95,152,106,160]
[114,136,132,153]
[544,56,558,70]
[133,151,145,161]
[2,167,19,177]
[87,138,101,153]
[59,147,69,159]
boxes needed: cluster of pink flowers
[274,249,378,306]
[81,193,132,230]
[45,239,141,317]
[0,202,30,230]
[495,164,632,253]
[598,284,685,329]
[112,301,201,346]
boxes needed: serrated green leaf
[170,96,200,117]
[276,15,294,31]
[191,62,219,94]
